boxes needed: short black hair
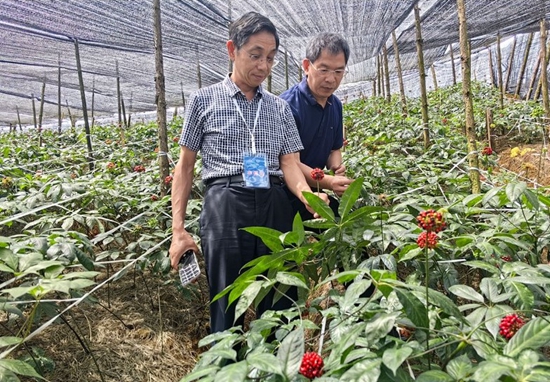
[228,12,280,50]
[306,33,350,64]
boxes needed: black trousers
[200,179,297,333]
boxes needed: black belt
[204,174,284,187]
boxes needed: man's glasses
[248,53,279,68]
[309,61,347,78]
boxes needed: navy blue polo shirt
[280,77,344,170]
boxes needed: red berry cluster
[150,194,159,201]
[501,256,512,262]
[417,231,438,249]
[106,162,116,170]
[416,210,446,233]
[134,165,145,173]
[482,147,493,156]
[173,136,180,143]
[299,351,324,380]
[310,168,325,181]
[164,175,173,185]
[499,314,525,340]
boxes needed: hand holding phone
[178,250,200,287]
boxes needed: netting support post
[392,30,408,115]
[526,55,541,100]
[485,108,495,149]
[38,80,46,147]
[449,44,457,85]
[196,49,202,89]
[285,50,289,90]
[74,38,95,172]
[488,49,495,87]
[121,92,127,129]
[515,33,534,98]
[181,82,186,110]
[414,4,430,149]
[91,76,95,131]
[496,33,504,108]
[540,19,550,125]
[116,61,125,144]
[153,0,170,197]
[383,44,391,102]
[504,37,517,92]
[16,105,22,131]
[431,64,438,92]
[267,73,272,92]
[58,53,62,134]
[457,0,480,194]
[376,54,382,98]
[31,93,37,132]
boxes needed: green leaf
[416,370,453,381]
[479,278,499,302]
[292,213,305,246]
[75,248,95,271]
[505,182,526,202]
[0,336,23,348]
[446,354,473,380]
[241,227,283,252]
[302,192,335,221]
[463,260,500,274]
[481,187,503,206]
[338,177,363,220]
[0,248,18,271]
[342,279,372,312]
[449,284,484,303]
[471,329,498,359]
[462,193,484,207]
[522,189,540,210]
[504,316,550,357]
[234,281,263,323]
[503,280,534,311]
[382,346,413,376]
[0,368,19,382]
[340,358,381,382]
[485,305,511,339]
[490,234,532,252]
[471,360,511,382]
[277,328,304,378]
[213,361,248,382]
[246,353,283,376]
[395,289,428,330]
[275,272,309,290]
[0,359,44,379]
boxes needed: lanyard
[232,97,263,154]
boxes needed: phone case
[178,251,201,286]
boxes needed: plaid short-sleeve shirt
[179,76,304,180]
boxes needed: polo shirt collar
[298,76,333,107]
[223,74,264,99]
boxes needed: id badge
[243,153,270,188]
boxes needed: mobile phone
[178,250,200,287]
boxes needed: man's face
[227,31,278,92]
[303,49,347,103]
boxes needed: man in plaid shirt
[169,11,328,334]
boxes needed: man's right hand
[330,176,353,196]
[169,229,200,270]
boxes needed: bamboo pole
[535,41,550,100]
[541,19,550,126]
[267,73,272,92]
[515,33,534,98]
[116,60,124,143]
[196,49,202,89]
[284,50,289,90]
[377,55,382,98]
[32,94,37,131]
[383,45,391,102]
[372,79,377,97]
[392,30,408,114]
[121,92,127,129]
[449,44,457,85]
[431,64,438,91]
[38,80,46,146]
[58,53,62,133]
[153,0,170,196]
[526,56,541,100]
[66,100,75,131]
[74,38,94,171]
[457,0,480,194]
[91,75,95,130]
[180,82,186,110]
[16,106,22,131]
[504,37,517,92]
[496,33,504,108]
[488,49,495,86]
[414,4,430,149]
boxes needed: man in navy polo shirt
[281,33,354,220]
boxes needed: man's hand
[304,192,330,218]
[331,175,353,196]
[169,229,200,270]
[331,163,346,176]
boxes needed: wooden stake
[16,105,22,131]
[414,4,430,149]
[66,100,75,131]
[32,94,37,131]
[488,49,495,86]
[431,64,438,91]
[486,108,495,149]
[515,33,534,98]
[38,80,46,146]
[383,45,391,102]
[284,50,289,90]
[377,55,382,98]
[153,0,170,196]
[449,44,457,85]
[116,60,123,143]
[496,33,504,108]
[526,56,541,100]
[267,73,272,92]
[392,30,408,114]
[541,19,550,129]
[504,36,517,92]
[121,91,127,129]
[91,75,95,130]
[74,38,94,171]
[457,0,480,194]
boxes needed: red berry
[417,231,438,249]
[501,256,512,262]
[106,162,116,170]
[416,210,446,233]
[299,352,324,379]
[499,314,525,340]
[164,175,173,185]
[310,168,325,181]
[134,165,145,173]
[482,147,494,156]
[150,194,159,201]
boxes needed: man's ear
[227,40,236,61]
[302,58,310,75]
